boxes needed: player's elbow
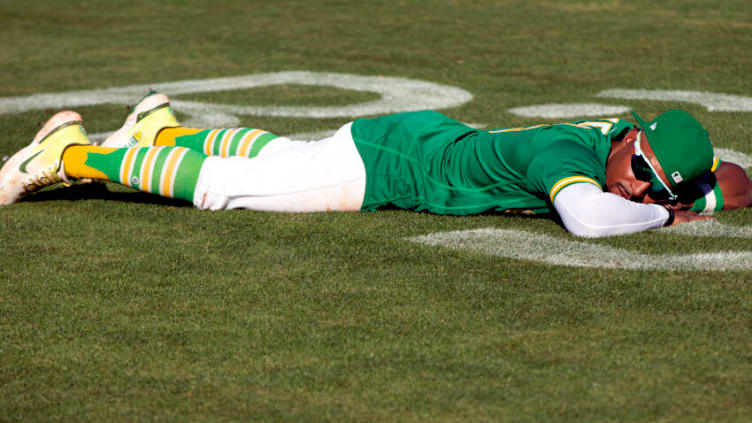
[563,222,613,238]
[716,162,752,210]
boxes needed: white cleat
[0,111,91,205]
[100,91,180,148]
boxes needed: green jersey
[351,110,633,215]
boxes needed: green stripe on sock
[83,149,128,182]
[149,147,173,195]
[172,149,207,202]
[248,133,278,158]
[129,148,148,189]
[228,128,250,156]
[212,129,228,156]
[174,129,212,151]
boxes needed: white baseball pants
[192,122,367,212]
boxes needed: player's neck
[608,129,638,162]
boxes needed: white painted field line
[8,77,752,174]
[0,71,473,127]
[508,90,752,119]
[715,148,752,169]
[659,220,752,238]
[409,228,752,271]
[596,89,752,112]
[508,103,631,118]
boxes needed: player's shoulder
[536,137,604,160]
[559,117,634,138]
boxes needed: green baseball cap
[631,109,714,189]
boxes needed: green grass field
[1,0,751,421]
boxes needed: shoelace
[24,164,61,192]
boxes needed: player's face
[606,130,673,203]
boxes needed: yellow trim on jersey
[564,119,617,135]
[711,157,721,172]
[488,118,620,135]
[488,124,545,133]
[549,176,601,202]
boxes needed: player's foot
[0,111,91,205]
[101,91,180,148]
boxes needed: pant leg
[192,122,366,212]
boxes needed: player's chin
[642,194,658,204]
[643,195,685,210]
[643,193,676,206]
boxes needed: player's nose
[631,180,652,202]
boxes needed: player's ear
[619,128,639,144]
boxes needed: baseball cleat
[0,111,91,205]
[101,91,180,148]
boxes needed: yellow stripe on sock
[140,147,162,193]
[220,129,236,157]
[160,148,188,198]
[120,148,140,187]
[235,129,260,156]
[204,129,221,156]
[238,129,264,157]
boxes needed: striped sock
[157,127,279,158]
[154,127,201,146]
[62,145,207,203]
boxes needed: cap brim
[631,111,651,132]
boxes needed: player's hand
[663,200,693,211]
[643,193,693,210]
[671,210,712,226]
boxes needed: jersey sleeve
[684,157,724,213]
[554,183,670,237]
[526,140,606,203]
[711,156,721,172]
[605,118,634,138]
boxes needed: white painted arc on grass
[7,77,752,168]
[596,89,752,112]
[658,220,752,238]
[508,103,632,118]
[714,148,752,169]
[0,71,473,126]
[409,228,752,271]
[507,89,752,121]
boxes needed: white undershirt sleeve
[553,183,670,238]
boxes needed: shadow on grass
[24,182,192,207]
[25,183,564,234]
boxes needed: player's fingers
[692,214,713,221]
[672,210,712,225]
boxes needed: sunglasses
[631,132,678,201]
